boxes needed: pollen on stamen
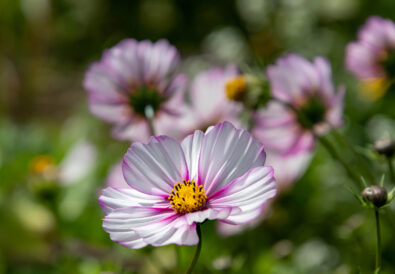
[168,180,207,214]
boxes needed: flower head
[345,16,395,99]
[99,122,276,248]
[83,39,187,141]
[253,54,344,184]
[183,66,244,132]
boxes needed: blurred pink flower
[99,122,276,248]
[83,39,188,141]
[345,16,395,99]
[183,66,244,132]
[253,54,344,186]
[346,16,395,80]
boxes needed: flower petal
[197,122,267,196]
[326,86,345,128]
[181,130,205,181]
[123,136,188,195]
[314,57,335,98]
[106,161,130,189]
[188,66,242,130]
[111,119,150,142]
[184,207,235,225]
[266,150,312,190]
[209,166,276,225]
[83,62,129,100]
[103,207,198,247]
[99,187,169,215]
[253,104,302,153]
[89,100,131,124]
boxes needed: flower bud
[374,138,395,158]
[362,185,388,208]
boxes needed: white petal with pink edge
[181,130,205,181]
[209,166,276,225]
[103,207,198,247]
[198,122,266,196]
[184,207,235,225]
[123,136,188,195]
[99,187,169,214]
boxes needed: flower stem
[331,129,376,184]
[318,136,364,188]
[187,224,202,274]
[374,208,382,274]
[144,105,156,136]
[388,158,395,183]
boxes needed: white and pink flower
[183,66,244,132]
[253,54,345,186]
[99,122,276,248]
[83,39,188,141]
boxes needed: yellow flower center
[168,180,207,214]
[30,155,55,174]
[359,77,390,101]
[225,76,247,102]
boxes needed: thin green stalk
[374,209,382,274]
[318,136,364,188]
[187,224,202,274]
[331,129,376,184]
[144,105,156,135]
[388,158,395,184]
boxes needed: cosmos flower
[99,122,276,248]
[253,54,344,185]
[29,140,97,185]
[182,66,244,132]
[345,16,395,99]
[83,39,187,141]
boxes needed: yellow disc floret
[168,179,207,214]
[360,77,390,101]
[30,155,55,174]
[225,76,247,102]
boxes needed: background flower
[183,66,244,132]
[252,54,344,189]
[83,39,188,141]
[345,16,395,99]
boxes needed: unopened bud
[362,185,388,208]
[374,138,395,158]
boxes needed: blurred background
[1,0,395,273]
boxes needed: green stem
[331,129,376,184]
[144,105,156,136]
[318,136,364,188]
[187,224,202,274]
[374,209,382,274]
[388,158,395,184]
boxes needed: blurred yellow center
[168,180,207,214]
[225,76,246,102]
[30,155,55,174]
[359,77,390,101]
